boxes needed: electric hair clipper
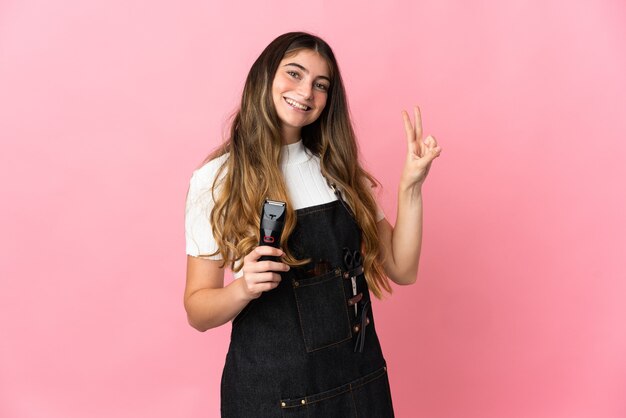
[259,199,286,262]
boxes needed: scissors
[343,248,362,316]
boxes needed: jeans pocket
[292,268,352,352]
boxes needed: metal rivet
[354,325,360,332]
[335,268,341,274]
[294,281,299,287]
[281,402,286,407]
[343,273,349,279]
[366,317,370,325]
[384,366,387,371]
[301,399,306,405]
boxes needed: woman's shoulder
[189,153,230,191]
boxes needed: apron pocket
[351,367,394,417]
[293,268,352,352]
[280,390,353,417]
[279,366,391,418]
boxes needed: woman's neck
[280,126,301,145]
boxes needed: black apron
[220,194,395,417]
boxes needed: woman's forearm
[390,182,424,284]
[185,279,251,332]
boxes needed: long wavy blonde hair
[200,32,392,298]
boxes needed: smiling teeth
[285,98,309,110]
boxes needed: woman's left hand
[400,105,442,191]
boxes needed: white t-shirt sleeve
[373,193,385,222]
[375,203,385,222]
[184,159,225,259]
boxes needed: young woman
[184,32,441,417]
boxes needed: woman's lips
[284,97,310,111]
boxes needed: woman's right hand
[240,246,290,300]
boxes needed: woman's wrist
[233,275,259,303]
[398,181,423,199]
[233,276,251,302]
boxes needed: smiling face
[271,49,331,144]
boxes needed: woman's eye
[287,71,300,79]
[315,83,329,91]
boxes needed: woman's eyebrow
[283,63,331,82]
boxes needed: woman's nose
[297,83,313,100]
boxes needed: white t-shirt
[184,139,385,278]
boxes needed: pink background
[1,1,625,417]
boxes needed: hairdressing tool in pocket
[343,248,362,316]
[259,199,286,262]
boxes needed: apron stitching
[295,201,339,216]
[349,383,358,418]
